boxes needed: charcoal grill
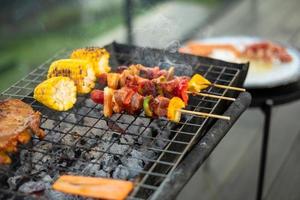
[0,42,251,200]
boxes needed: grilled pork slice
[0,99,45,164]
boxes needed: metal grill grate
[0,44,244,200]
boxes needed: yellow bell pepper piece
[167,97,185,122]
[188,74,211,92]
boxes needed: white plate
[183,36,300,88]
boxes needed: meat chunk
[150,96,170,117]
[0,99,45,164]
[128,93,143,114]
[242,41,292,63]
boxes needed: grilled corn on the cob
[47,59,96,94]
[70,47,111,76]
[34,77,77,111]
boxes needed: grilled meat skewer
[90,87,230,122]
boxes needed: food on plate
[0,99,45,164]
[179,40,292,64]
[70,47,111,76]
[47,59,96,94]
[34,77,77,111]
[241,41,292,63]
[52,175,133,200]
[179,43,241,57]
[92,87,194,122]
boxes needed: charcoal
[0,192,15,200]
[112,165,129,180]
[41,119,56,129]
[42,175,53,183]
[95,120,108,130]
[95,170,109,178]
[154,130,171,149]
[44,189,83,200]
[54,122,74,132]
[44,131,64,143]
[77,106,91,115]
[70,161,88,172]
[80,117,98,127]
[15,164,32,176]
[127,126,145,137]
[142,150,156,161]
[64,113,82,124]
[87,106,102,118]
[109,143,129,155]
[82,145,104,160]
[120,134,136,145]
[61,133,80,146]
[107,121,126,134]
[133,117,151,127]
[82,162,100,176]
[20,150,32,165]
[7,175,25,190]
[77,137,97,149]
[101,154,118,173]
[18,181,46,194]
[117,114,135,124]
[33,141,53,152]
[137,129,153,146]
[121,158,143,178]
[85,128,105,139]
[101,133,113,142]
[84,98,95,108]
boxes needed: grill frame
[0,42,249,200]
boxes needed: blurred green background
[0,0,221,92]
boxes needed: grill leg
[256,100,273,200]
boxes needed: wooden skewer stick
[212,83,246,92]
[187,91,235,101]
[179,109,230,120]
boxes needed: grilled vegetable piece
[47,59,96,94]
[188,74,211,92]
[34,77,77,111]
[90,89,104,104]
[107,73,120,89]
[143,96,153,117]
[52,175,133,200]
[0,99,45,164]
[104,87,114,117]
[70,47,111,76]
[167,97,185,122]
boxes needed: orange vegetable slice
[52,175,133,200]
[104,87,114,117]
[107,73,120,89]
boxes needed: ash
[0,101,173,199]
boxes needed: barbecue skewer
[126,64,245,92]
[211,83,246,92]
[179,109,230,120]
[91,87,230,122]
[101,66,237,103]
[187,91,235,101]
[188,73,246,93]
